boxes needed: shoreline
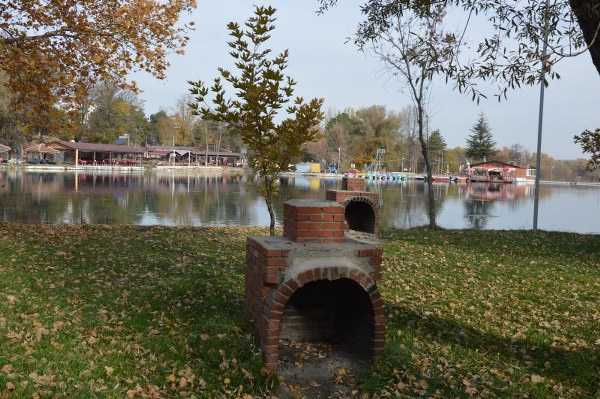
[2,164,599,186]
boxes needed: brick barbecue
[326,177,379,234]
[245,196,384,371]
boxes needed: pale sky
[132,1,600,160]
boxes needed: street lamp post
[551,165,555,181]
[401,157,405,172]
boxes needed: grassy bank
[0,225,598,398]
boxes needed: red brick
[295,206,322,214]
[314,268,322,280]
[298,272,309,284]
[265,257,286,266]
[333,214,345,222]
[307,230,333,238]
[370,256,382,265]
[332,231,345,238]
[264,273,279,285]
[322,222,345,230]
[280,283,294,297]
[286,279,299,291]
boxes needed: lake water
[1,170,599,234]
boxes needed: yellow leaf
[167,374,176,382]
[126,390,137,397]
[338,368,347,376]
[104,366,114,375]
[179,377,187,388]
[224,377,231,385]
[417,379,429,389]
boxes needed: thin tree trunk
[264,176,276,236]
[417,109,436,229]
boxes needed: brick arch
[340,195,377,210]
[341,196,378,234]
[260,266,385,371]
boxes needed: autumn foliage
[0,0,196,121]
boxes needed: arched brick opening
[260,268,385,370]
[343,198,376,234]
[280,279,374,357]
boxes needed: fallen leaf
[531,375,545,384]
[179,377,187,388]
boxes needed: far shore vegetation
[1,224,598,398]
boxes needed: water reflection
[459,183,535,229]
[0,170,598,234]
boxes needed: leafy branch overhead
[188,6,324,235]
[318,0,600,102]
[0,0,196,121]
[574,128,600,170]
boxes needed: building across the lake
[41,141,244,167]
[146,146,244,166]
[468,160,536,183]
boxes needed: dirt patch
[274,339,367,399]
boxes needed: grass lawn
[0,224,598,398]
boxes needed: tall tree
[465,113,497,162]
[86,81,146,144]
[400,105,423,173]
[367,7,455,229]
[148,111,169,146]
[355,106,404,169]
[172,94,199,146]
[0,0,196,123]
[189,6,324,236]
[428,129,447,174]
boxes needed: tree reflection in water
[0,171,596,233]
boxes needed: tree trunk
[569,0,600,76]
[264,176,276,236]
[417,111,436,229]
